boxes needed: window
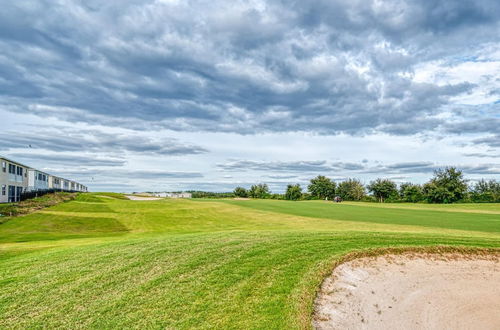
[8,164,15,174]
[16,166,23,176]
[1,185,5,196]
[16,186,22,202]
[2,161,5,173]
[8,185,15,202]
[38,173,42,181]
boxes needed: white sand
[313,253,500,330]
[125,195,163,201]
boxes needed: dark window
[16,166,23,176]
[38,173,42,180]
[8,164,15,174]
[8,185,15,202]
[42,174,46,181]
[16,186,22,202]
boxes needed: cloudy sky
[1,0,499,192]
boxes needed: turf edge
[298,245,500,329]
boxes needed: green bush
[285,184,302,201]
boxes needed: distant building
[153,192,192,198]
[0,157,29,203]
[28,169,50,192]
[48,175,63,190]
[0,155,88,203]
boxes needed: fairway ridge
[314,251,500,330]
[0,195,499,328]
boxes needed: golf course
[1,194,499,329]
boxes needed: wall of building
[1,156,88,203]
[28,169,50,192]
[0,158,29,203]
[153,192,192,198]
[48,176,62,190]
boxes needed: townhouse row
[0,156,87,203]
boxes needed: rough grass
[0,192,76,221]
[0,195,498,329]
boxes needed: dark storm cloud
[0,129,208,155]
[363,162,439,174]
[1,0,498,135]
[266,175,299,180]
[365,161,500,175]
[6,153,126,167]
[45,168,203,181]
[218,159,500,177]
[463,152,500,158]
[445,118,500,135]
[472,134,500,148]
[460,164,500,175]
[217,160,363,172]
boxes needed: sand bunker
[313,253,500,330]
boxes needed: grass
[0,195,499,329]
[0,192,76,221]
[222,199,500,233]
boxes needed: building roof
[0,155,31,169]
[1,155,86,188]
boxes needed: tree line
[230,167,500,203]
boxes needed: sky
[0,0,499,192]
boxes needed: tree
[423,167,467,203]
[285,184,302,201]
[337,179,365,201]
[471,179,500,202]
[233,187,248,198]
[399,183,424,203]
[423,183,455,204]
[308,175,336,200]
[367,179,397,202]
[248,183,271,199]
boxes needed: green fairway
[0,195,499,329]
[222,199,500,233]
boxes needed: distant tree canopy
[337,179,365,201]
[233,187,248,198]
[249,184,271,199]
[308,175,336,200]
[399,183,423,203]
[471,179,500,202]
[423,167,468,203]
[285,184,302,201]
[367,179,398,202]
[193,167,497,204]
[190,191,234,198]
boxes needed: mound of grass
[0,192,76,221]
[94,192,130,200]
[0,197,498,328]
[74,194,105,203]
[0,213,128,243]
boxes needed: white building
[48,175,63,190]
[28,169,50,192]
[0,155,88,203]
[0,157,29,203]
[153,192,192,198]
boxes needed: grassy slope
[0,196,499,329]
[222,199,500,233]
